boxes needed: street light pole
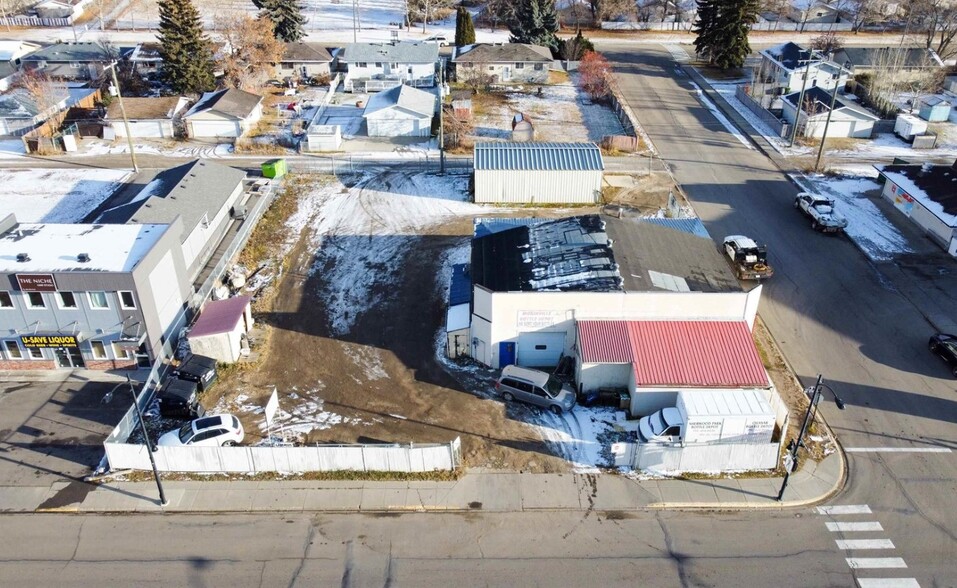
[777,374,845,501]
[106,61,139,172]
[438,60,445,174]
[127,376,168,506]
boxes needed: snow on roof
[362,84,435,118]
[184,88,262,119]
[342,41,438,64]
[188,295,251,338]
[877,164,957,227]
[445,303,470,332]
[0,222,169,273]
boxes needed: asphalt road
[600,41,957,587]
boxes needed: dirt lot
[206,170,812,473]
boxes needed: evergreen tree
[455,7,476,47]
[157,0,214,94]
[693,0,758,69]
[254,0,305,42]
[508,0,560,55]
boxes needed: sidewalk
[0,452,843,514]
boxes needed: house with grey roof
[473,142,604,204]
[757,42,851,95]
[0,87,95,137]
[182,88,263,141]
[831,47,943,79]
[781,86,879,139]
[275,42,333,81]
[20,41,114,81]
[98,159,248,280]
[362,84,435,137]
[340,41,437,92]
[105,96,189,139]
[452,43,553,84]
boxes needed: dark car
[156,379,205,418]
[928,333,957,377]
[173,354,218,391]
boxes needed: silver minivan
[495,365,577,414]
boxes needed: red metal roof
[188,296,251,338]
[578,320,769,388]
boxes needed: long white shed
[473,142,604,204]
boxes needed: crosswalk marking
[826,521,884,532]
[846,557,908,569]
[836,539,895,550]
[856,578,920,587]
[844,447,951,453]
[817,505,872,515]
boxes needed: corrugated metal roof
[473,217,541,238]
[578,320,769,388]
[634,217,711,239]
[189,296,251,338]
[449,263,471,305]
[474,142,604,171]
[680,389,772,417]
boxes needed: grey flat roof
[604,217,741,293]
[453,43,552,63]
[341,41,438,64]
[363,84,435,117]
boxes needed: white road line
[817,505,872,515]
[826,522,884,532]
[836,539,895,550]
[845,447,951,453]
[857,579,920,588]
[846,557,908,569]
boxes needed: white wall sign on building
[516,310,565,330]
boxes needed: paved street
[600,40,957,587]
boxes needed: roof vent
[77,253,91,263]
[16,253,29,262]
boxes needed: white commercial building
[473,142,604,204]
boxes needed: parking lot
[0,375,133,484]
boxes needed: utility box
[261,158,287,179]
[895,114,928,141]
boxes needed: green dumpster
[261,158,287,179]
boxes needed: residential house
[832,47,943,76]
[0,63,18,92]
[126,43,163,75]
[757,42,850,96]
[20,42,114,81]
[876,163,957,256]
[362,84,435,137]
[0,87,97,137]
[473,142,604,204]
[340,41,437,92]
[34,0,93,20]
[782,86,879,138]
[105,96,189,139]
[0,40,41,65]
[452,43,553,85]
[275,42,333,81]
[97,159,249,281]
[789,0,841,24]
[182,88,263,141]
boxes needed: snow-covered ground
[79,140,234,158]
[473,76,626,143]
[0,168,131,223]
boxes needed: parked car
[423,34,449,46]
[495,365,577,415]
[928,333,957,377]
[156,378,205,418]
[794,192,848,233]
[173,354,218,391]
[158,414,244,447]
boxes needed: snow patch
[0,168,131,223]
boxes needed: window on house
[26,292,45,308]
[374,62,382,67]
[28,347,43,359]
[88,291,109,309]
[90,340,107,359]
[534,64,544,71]
[391,62,398,68]
[70,62,80,68]
[3,340,22,359]
[112,342,133,359]
[515,62,524,69]
[280,62,292,69]
[0,291,12,308]
[489,66,495,71]
[57,292,78,309]
[119,291,136,309]
[356,62,367,67]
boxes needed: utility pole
[127,376,168,506]
[814,68,843,172]
[788,52,819,148]
[439,59,445,173]
[352,0,358,43]
[106,61,139,172]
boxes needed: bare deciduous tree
[214,14,284,90]
[13,69,63,115]
[907,0,957,59]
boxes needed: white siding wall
[474,286,762,369]
[147,250,183,338]
[188,327,242,362]
[474,169,603,204]
[366,115,429,137]
[347,62,434,81]
[113,120,173,138]
[910,198,957,247]
[578,362,632,391]
[181,184,243,274]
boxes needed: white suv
[158,414,244,447]
[423,34,449,46]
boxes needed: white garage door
[191,120,242,138]
[518,332,565,367]
[116,120,170,139]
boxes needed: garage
[116,120,171,138]
[518,332,565,367]
[473,142,605,204]
[362,85,435,138]
[188,120,242,138]
[106,96,186,139]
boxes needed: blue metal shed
[918,96,951,122]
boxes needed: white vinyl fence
[105,437,462,473]
[601,20,852,32]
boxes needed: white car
[158,414,244,447]
[423,34,449,46]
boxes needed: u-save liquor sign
[20,335,79,349]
